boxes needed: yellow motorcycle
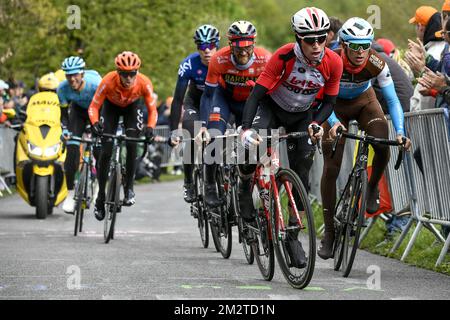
[14,91,68,219]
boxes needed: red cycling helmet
[115,51,141,71]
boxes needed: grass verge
[311,199,450,275]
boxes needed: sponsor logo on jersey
[217,56,229,64]
[224,74,258,86]
[178,59,192,77]
[369,54,384,70]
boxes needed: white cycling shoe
[63,189,75,214]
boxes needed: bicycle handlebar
[332,126,406,170]
[98,133,153,143]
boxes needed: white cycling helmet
[339,17,374,43]
[291,7,330,35]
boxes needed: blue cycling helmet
[339,17,374,44]
[193,24,220,44]
[61,56,86,75]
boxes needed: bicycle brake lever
[393,137,407,170]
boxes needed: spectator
[326,17,343,50]
[377,38,415,81]
[434,0,450,37]
[7,80,28,114]
[372,42,414,113]
[156,96,172,126]
[0,79,13,109]
[405,6,445,112]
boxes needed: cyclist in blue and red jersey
[199,20,272,209]
[169,25,220,203]
[318,18,411,260]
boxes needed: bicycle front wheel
[104,166,121,244]
[341,170,367,277]
[193,167,209,248]
[73,164,88,236]
[271,168,315,289]
[210,169,232,259]
[251,208,274,281]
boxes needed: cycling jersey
[327,48,405,135]
[57,70,102,109]
[205,46,271,102]
[170,52,208,131]
[242,43,343,129]
[88,71,157,127]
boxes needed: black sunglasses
[118,70,138,78]
[299,34,327,45]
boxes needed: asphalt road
[0,180,448,300]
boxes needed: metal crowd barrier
[153,125,182,168]
[399,109,450,266]
[309,111,450,266]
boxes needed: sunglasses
[231,45,254,54]
[197,43,217,51]
[345,42,371,52]
[299,34,327,45]
[118,70,138,78]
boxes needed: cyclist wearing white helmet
[240,7,343,268]
[58,56,102,214]
[168,24,220,204]
[318,17,411,260]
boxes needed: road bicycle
[99,128,152,244]
[246,130,316,289]
[331,126,405,277]
[69,134,99,236]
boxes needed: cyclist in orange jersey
[88,51,157,221]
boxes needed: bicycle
[246,131,316,289]
[99,128,152,244]
[331,126,405,277]
[69,134,99,236]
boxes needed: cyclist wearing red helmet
[88,51,157,221]
[200,20,271,209]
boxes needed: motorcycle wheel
[35,176,49,220]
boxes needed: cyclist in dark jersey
[318,18,411,259]
[169,25,220,203]
[199,21,271,209]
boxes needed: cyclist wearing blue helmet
[169,24,220,204]
[58,56,102,214]
[318,18,411,259]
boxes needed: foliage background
[0,0,444,99]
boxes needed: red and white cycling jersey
[257,43,342,112]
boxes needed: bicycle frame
[251,145,303,239]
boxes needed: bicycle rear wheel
[341,170,367,277]
[251,208,274,281]
[193,167,209,248]
[271,168,315,289]
[104,166,121,244]
[73,165,87,237]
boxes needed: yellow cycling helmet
[54,69,66,82]
[38,72,60,91]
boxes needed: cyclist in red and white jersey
[240,7,343,220]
